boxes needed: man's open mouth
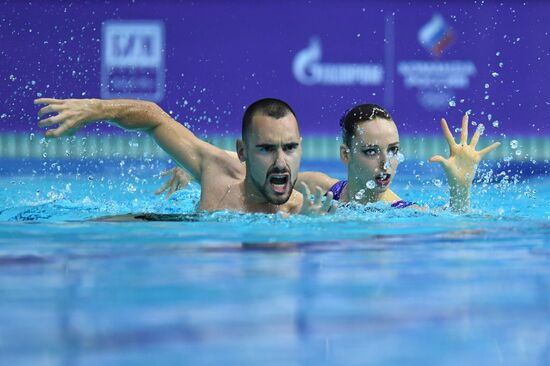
[268,173,290,193]
[375,172,391,187]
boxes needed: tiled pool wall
[0,133,548,161]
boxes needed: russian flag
[418,14,455,57]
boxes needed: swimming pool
[0,158,548,365]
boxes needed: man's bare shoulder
[201,148,245,181]
[299,171,339,191]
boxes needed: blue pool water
[0,158,549,365]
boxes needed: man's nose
[274,148,286,167]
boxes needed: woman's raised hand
[430,114,500,187]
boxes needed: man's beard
[252,167,296,205]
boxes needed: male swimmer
[34,97,337,216]
[158,104,500,212]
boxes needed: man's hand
[35,98,101,138]
[298,182,338,216]
[154,166,192,199]
[429,114,500,212]
[33,97,233,182]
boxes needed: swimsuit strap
[390,200,415,209]
[326,180,348,201]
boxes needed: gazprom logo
[292,37,383,86]
[101,20,165,101]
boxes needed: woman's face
[342,118,400,193]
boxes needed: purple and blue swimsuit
[327,180,414,208]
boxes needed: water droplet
[492,120,500,128]
[356,33,361,38]
[29,133,34,141]
[484,83,490,89]
[499,62,504,68]
[354,189,365,200]
[503,156,512,162]
[366,181,376,189]
[128,140,139,148]
[127,184,137,193]
[36,92,42,97]
[432,179,442,187]
[397,152,405,163]
[496,51,501,56]
[448,100,456,107]
[515,149,522,156]
[478,124,485,134]
[491,72,499,77]
[510,140,518,149]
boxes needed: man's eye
[389,146,400,154]
[284,144,297,152]
[259,146,273,152]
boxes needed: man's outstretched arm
[35,98,224,182]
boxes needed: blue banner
[1,1,548,137]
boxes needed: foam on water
[1,158,547,238]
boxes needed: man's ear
[236,139,246,162]
[340,144,350,165]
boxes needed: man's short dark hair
[340,104,393,146]
[242,98,297,141]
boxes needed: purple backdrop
[1,1,549,137]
